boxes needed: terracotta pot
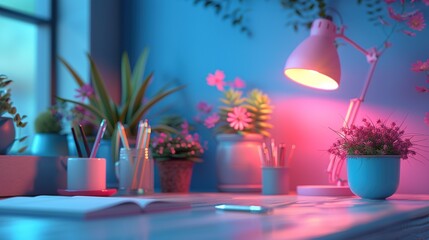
[157,160,194,193]
[0,117,16,154]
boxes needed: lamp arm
[343,59,379,127]
[327,28,382,185]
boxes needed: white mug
[67,158,106,190]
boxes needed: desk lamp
[284,18,382,196]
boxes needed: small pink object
[58,189,117,197]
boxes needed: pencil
[71,126,82,157]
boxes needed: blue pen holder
[262,167,290,195]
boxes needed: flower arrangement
[151,117,205,162]
[196,70,273,137]
[328,118,416,160]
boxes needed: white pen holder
[116,148,154,195]
[262,167,289,195]
[67,157,106,190]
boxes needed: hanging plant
[190,0,328,37]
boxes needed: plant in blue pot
[329,118,416,199]
[31,102,84,157]
[0,74,27,154]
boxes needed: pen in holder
[260,140,296,195]
[117,147,154,195]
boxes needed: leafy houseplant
[196,70,273,137]
[57,49,184,160]
[0,75,27,153]
[0,75,27,129]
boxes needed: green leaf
[58,57,86,87]
[131,48,149,93]
[121,52,132,107]
[128,85,186,129]
[87,54,118,125]
[56,96,114,133]
[59,56,101,110]
[128,72,153,122]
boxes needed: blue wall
[122,0,429,193]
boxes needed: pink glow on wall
[270,96,429,194]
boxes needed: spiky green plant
[244,89,273,137]
[57,48,184,161]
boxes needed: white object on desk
[67,157,106,191]
[0,195,189,219]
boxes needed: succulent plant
[34,111,62,134]
[216,89,273,137]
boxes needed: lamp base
[297,185,354,196]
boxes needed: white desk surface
[1,193,429,240]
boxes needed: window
[0,0,54,152]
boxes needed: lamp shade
[284,19,341,90]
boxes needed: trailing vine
[190,0,427,38]
[190,0,328,37]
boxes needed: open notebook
[0,195,190,219]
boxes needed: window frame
[0,1,57,104]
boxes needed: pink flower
[231,77,246,89]
[207,70,226,91]
[197,101,212,113]
[416,86,429,92]
[384,41,392,48]
[424,0,429,6]
[204,113,220,128]
[402,30,416,36]
[227,106,252,131]
[75,84,94,101]
[411,60,429,72]
[388,6,406,22]
[181,121,189,135]
[407,12,426,31]
[425,113,429,126]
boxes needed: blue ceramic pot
[347,155,400,200]
[31,134,69,156]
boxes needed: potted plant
[151,116,204,193]
[328,118,416,199]
[195,70,273,192]
[57,49,184,187]
[0,74,27,154]
[31,102,83,156]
